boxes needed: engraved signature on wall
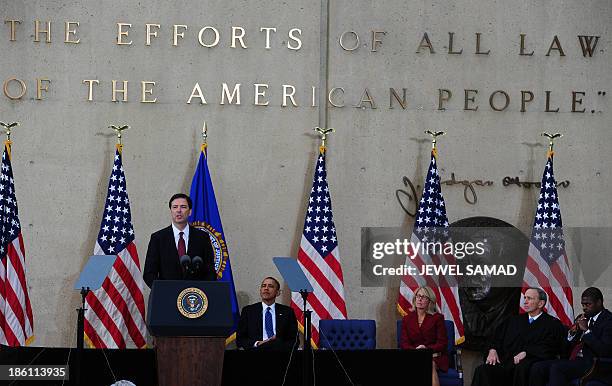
[396,173,570,217]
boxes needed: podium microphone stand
[273,257,315,386]
[300,289,312,386]
[73,255,116,386]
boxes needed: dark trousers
[529,359,556,386]
[529,358,592,386]
[549,359,591,386]
[472,359,538,386]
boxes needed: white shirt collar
[591,310,603,322]
[172,223,189,239]
[529,312,543,322]
[262,302,276,311]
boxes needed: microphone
[192,256,203,278]
[180,255,192,278]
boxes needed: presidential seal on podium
[176,287,208,319]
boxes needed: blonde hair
[411,286,439,314]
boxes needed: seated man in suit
[530,287,612,386]
[471,287,565,386]
[237,277,298,350]
[143,193,216,288]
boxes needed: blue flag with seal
[188,143,239,344]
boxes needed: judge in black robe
[472,288,564,386]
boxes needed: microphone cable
[317,327,355,386]
[281,328,301,386]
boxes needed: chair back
[319,319,376,350]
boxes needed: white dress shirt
[172,223,190,251]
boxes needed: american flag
[84,146,148,348]
[397,149,464,342]
[521,152,573,326]
[290,149,347,347]
[0,144,34,346]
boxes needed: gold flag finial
[424,130,445,150]
[109,125,129,152]
[314,127,335,153]
[541,132,562,155]
[0,121,19,142]
[201,121,208,152]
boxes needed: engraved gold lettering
[254,83,269,106]
[571,91,586,113]
[520,90,534,112]
[519,33,533,56]
[36,78,50,100]
[260,27,276,49]
[187,83,207,104]
[112,80,128,102]
[141,81,156,103]
[117,23,132,45]
[282,84,297,107]
[389,88,407,109]
[339,31,359,51]
[173,25,187,46]
[5,20,21,41]
[82,79,99,101]
[416,33,434,53]
[198,26,219,48]
[287,28,302,50]
[34,20,51,43]
[328,87,345,107]
[220,83,241,105]
[371,30,386,52]
[145,23,160,46]
[64,21,80,44]
[3,78,26,100]
[438,89,452,110]
[489,90,510,111]
[464,89,478,111]
[231,26,247,48]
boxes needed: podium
[147,280,233,386]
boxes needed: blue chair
[397,319,463,386]
[319,319,376,350]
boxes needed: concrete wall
[1,2,610,370]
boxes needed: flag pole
[0,121,19,158]
[541,132,563,156]
[109,124,130,153]
[314,126,334,153]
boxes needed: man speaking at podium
[143,193,216,288]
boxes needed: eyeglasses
[415,294,430,301]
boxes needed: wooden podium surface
[155,336,225,386]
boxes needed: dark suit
[236,302,298,350]
[400,311,449,372]
[143,225,215,288]
[472,312,565,386]
[529,308,612,386]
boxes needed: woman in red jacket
[400,286,448,386]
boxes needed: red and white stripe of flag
[291,236,347,346]
[0,234,34,346]
[84,243,147,348]
[522,243,573,326]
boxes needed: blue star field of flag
[303,153,337,257]
[531,155,565,263]
[415,153,449,242]
[0,148,21,257]
[97,149,135,255]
